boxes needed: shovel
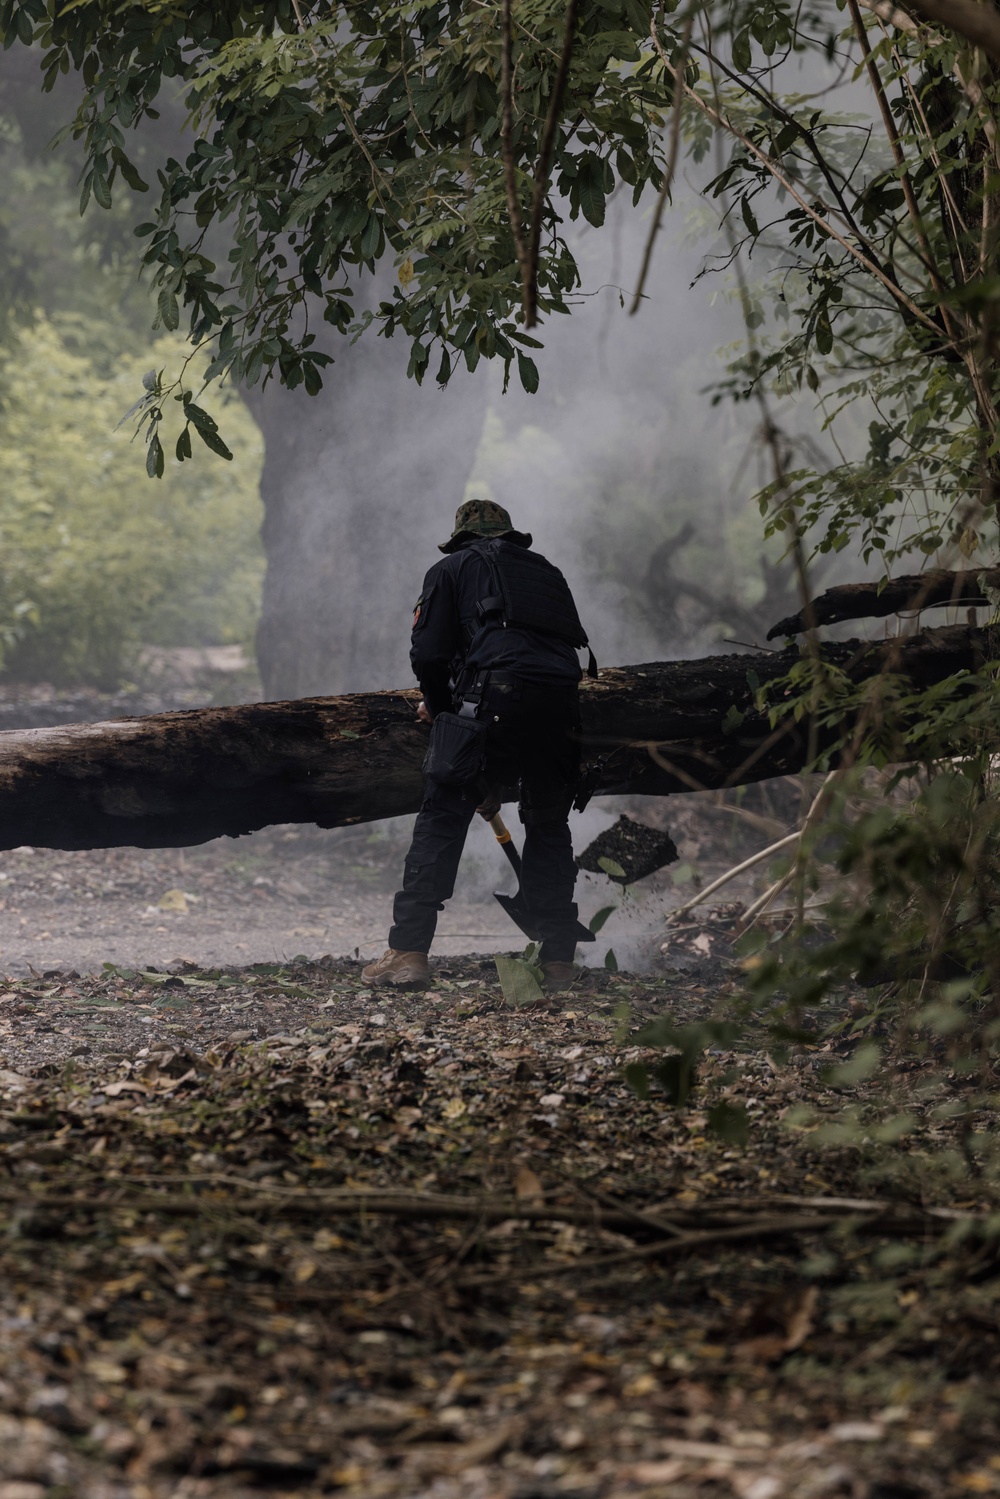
[484,812,595,944]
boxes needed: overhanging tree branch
[648,16,945,338]
[894,0,1000,62]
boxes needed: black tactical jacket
[410,540,582,719]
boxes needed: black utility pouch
[422,711,488,785]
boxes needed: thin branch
[857,0,1000,161]
[647,17,944,337]
[525,0,580,327]
[846,0,955,318]
[501,0,531,305]
[629,12,693,314]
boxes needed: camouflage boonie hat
[438,499,532,553]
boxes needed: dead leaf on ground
[514,1165,544,1202]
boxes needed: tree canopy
[2,0,996,572]
[1,0,679,473]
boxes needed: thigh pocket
[422,712,489,786]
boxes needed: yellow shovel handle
[488,813,512,845]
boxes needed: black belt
[457,669,519,716]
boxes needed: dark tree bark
[0,626,987,852]
[767,569,1000,639]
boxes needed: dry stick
[0,1184,687,1235]
[740,769,842,928]
[563,1177,690,1239]
[629,11,693,315]
[5,1185,985,1246]
[464,1207,967,1282]
[666,831,801,922]
[645,744,718,794]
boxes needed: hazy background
[0,41,797,705]
[0,44,833,972]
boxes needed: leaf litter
[0,953,997,1497]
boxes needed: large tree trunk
[247,307,491,701]
[0,626,986,851]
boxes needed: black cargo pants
[388,677,582,963]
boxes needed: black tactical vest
[470,540,597,675]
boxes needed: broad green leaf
[516,351,539,394]
[494,955,543,1008]
[145,432,164,479]
[157,287,179,331]
[193,424,234,460]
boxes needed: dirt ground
[0,704,993,1499]
[0,949,996,1499]
[0,799,752,979]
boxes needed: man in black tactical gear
[363,500,592,992]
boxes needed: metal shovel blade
[486,812,596,943]
[493,887,540,941]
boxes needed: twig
[647,15,943,337]
[739,770,842,930]
[464,1203,980,1281]
[563,1178,689,1239]
[667,832,801,921]
[0,1182,686,1235]
[629,12,693,315]
[846,0,953,315]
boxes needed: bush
[0,315,263,687]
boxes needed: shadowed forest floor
[0,953,997,1499]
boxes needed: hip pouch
[422,711,488,786]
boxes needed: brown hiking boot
[361,949,429,988]
[540,961,578,993]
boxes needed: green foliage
[0,0,676,457]
[0,315,263,685]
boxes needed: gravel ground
[0,807,753,980]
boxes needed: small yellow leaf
[398,256,415,287]
[86,1358,128,1384]
[959,526,980,558]
[312,1228,344,1251]
[157,888,189,913]
[293,1259,317,1283]
[442,1096,466,1120]
[333,1465,366,1485]
[623,1372,658,1396]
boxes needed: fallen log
[0,625,989,851]
[767,568,1000,639]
